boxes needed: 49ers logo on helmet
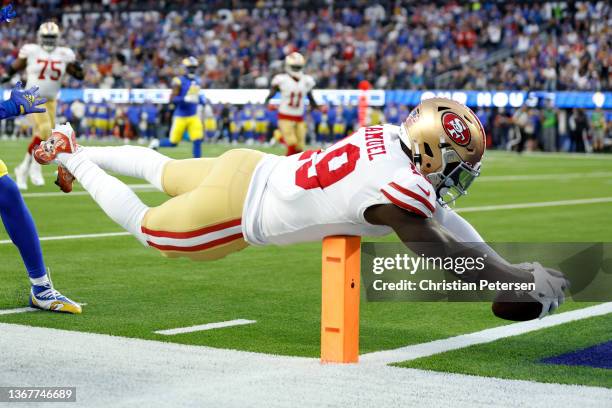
[441,112,471,146]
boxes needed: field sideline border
[0,305,610,407]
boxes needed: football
[491,291,542,321]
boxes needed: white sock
[30,274,50,287]
[79,145,171,192]
[17,152,32,170]
[57,152,149,245]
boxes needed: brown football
[491,291,542,321]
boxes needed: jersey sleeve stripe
[388,182,435,212]
[381,189,430,218]
[141,218,242,239]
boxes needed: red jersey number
[37,59,62,81]
[288,91,303,108]
[295,144,360,190]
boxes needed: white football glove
[515,262,570,319]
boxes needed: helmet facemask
[286,64,304,77]
[38,22,61,52]
[405,131,481,206]
[285,52,305,78]
[40,34,58,51]
[425,144,481,205]
[185,66,197,79]
[182,57,198,79]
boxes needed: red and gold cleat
[55,165,75,193]
[33,123,78,165]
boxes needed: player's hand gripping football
[517,262,570,318]
[10,81,47,115]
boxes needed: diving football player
[35,98,567,319]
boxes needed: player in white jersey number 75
[34,98,568,321]
[1,21,85,190]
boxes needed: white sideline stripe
[0,231,130,245]
[0,307,39,315]
[456,197,612,213]
[21,184,157,198]
[360,302,612,365]
[478,171,612,182]
[1,319,611,407]
[146,225,242,247]
[154,319,256,335]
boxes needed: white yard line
[360,302,612,365]
[478,171,612,182]
[0,231,130,245]
[21,184,157,198]
[456,197,612,213]
[0,307,39,316]
[155,319,256,335]
[0,322,609,408]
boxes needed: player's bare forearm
[264,86,279,104]
[66,61,84,80]
[364,204,533,285]
[1,58,25,83]
[307,92,318,111]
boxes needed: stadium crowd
[0,1,609,91]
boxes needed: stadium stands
[0,1,609,91]
[0,1,609,152]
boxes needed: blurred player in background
[0,6,81,314]
[314,105,331,145]
[265,52,318,155]
[331,105,346,141]
[254,103,268,143]
[241,104,256,145]
[149,56,205,158]
[202,103,217,141]
[1,21,84,190]
[95,99,114,138]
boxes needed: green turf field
[1,139,610,387]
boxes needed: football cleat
[30,284,82,314]
[33,123,77,165]
[54,165,74,193]
[29,160,45,186]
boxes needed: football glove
[516,262,570,319]
[10,81,47,115]
[0,4,16,23]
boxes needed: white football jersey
[242,124,438,246]
[271,73,316,119]
[19,44,76,99]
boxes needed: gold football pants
[141,149,265,261]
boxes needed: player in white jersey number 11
[1,21,85,190]
[265,52,318,156]
[33,98,568,321]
